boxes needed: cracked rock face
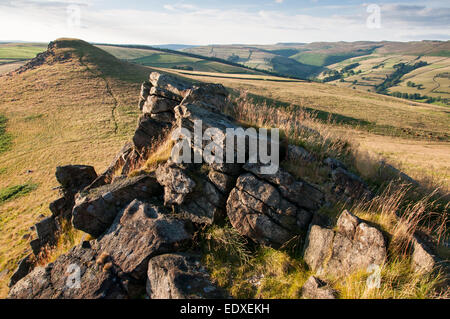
[98,200,193,280]
[304,210,387,277]
[72,175,162,237]
[226,170,319,248]
[146,253,227,299]
[8,243,127,299]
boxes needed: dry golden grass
[166,68,450,189]
[0,39,151,297]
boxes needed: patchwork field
[161,68,450,188]
[98,45,262,75]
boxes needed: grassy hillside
[0,39,152,297]
[98,45,263,75]
[319,54,450,105]
[185,41,450,93]
[162,68,450,188]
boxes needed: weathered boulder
[412,237,440,274]
[149,72,191,98]
[143,95,179,114]
[8,243,127,299]
[287,145,314,162]
[133,114,171,150]
[156,162,226,225]
[324,157,347,170]
[227,173,313,248]
[146,253,227,299]
[9,255,35,288]
[244,163,324,211]
[302,276,336,299]
[98,200,193,280]
[138,81,152,111]
[35,217,57,243]
[303,225,335,273]
[156,162,196,206]
[72,174,162,237]
[208,170,237,194]
[331,167,372,201]
[181,83,229,111]
[55,165,97,196]
[304,210,387,277]
[49,196,72,219]
[150,86,183,102]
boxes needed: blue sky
[0,0,448,44]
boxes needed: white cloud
[0,2,448,44]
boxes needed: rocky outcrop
[98,200,193,280]
[10,70,443,300]
[411,237,441,274]
[227,163,323,248]
[8,255,35,288]
[72,174,162,237]
[146,253,227,299]
[8,242,127,299]
[304,210,387,277]
[331,167,372,202]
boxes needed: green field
[0,43,46,61]
[98,45,262,75]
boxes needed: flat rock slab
[8,243,127,299]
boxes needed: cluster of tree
[227,54,240,63]
[375,61,428,94]
[391,91,448,105]
[407,81,424,89]
[321,63,361,82]
[342,63,360,73]
[171,65,194,71]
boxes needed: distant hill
[184,41,450,79]
[96,44,266,76]
[152,44,198,51]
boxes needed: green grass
[0,182,38,205]
[0,115,12,154]
[290,51,371,67]
[0,44,47,60]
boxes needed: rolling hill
[185,41,450,104]
[0,39,448,299]
[97,44,265,75]
[0,39,153,296]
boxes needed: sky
[0,0,449,45]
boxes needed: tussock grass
[0,114,12,154]
[38,219,86,266]
[201,225,311,299]
[333,257,447,299]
